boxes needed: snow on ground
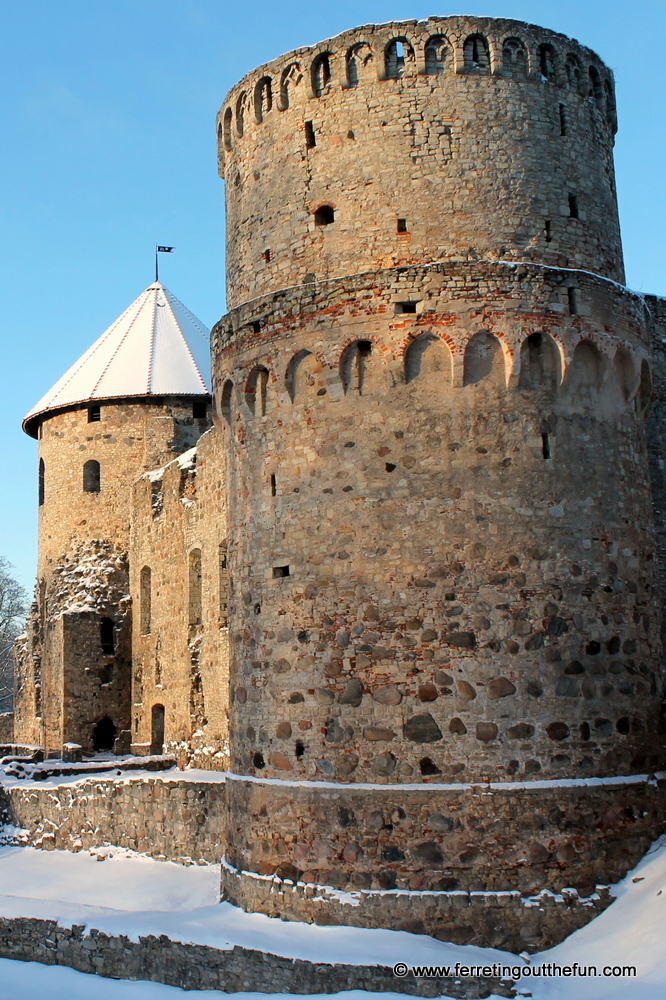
[1,837,666,999]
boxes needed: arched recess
[340,339,383,395]
[385,37,415,79]
[235,92,247,136]
[287,350,327,402]
[254,77,272,122]
[565,340,604,404]
[140,566,152,635]
[280,62,302,109]
[245,366,269,416]
[311,52,332,96]
[463,332,506,387]
[38,458,45,506]
[463,34,490,73]
[588,65,603,109]
[565,54,582,91]
[93,716,117,752]
[518,332,561,391]
[404,333,452,384]
[613,348,637,404]
[346,41,373,86]
[538,43,557,80]
[223,108,233,150]
[424,34,450,75]
[604,79,617,130]
[220,379,234,425]
[502,37,527,78]
[83,459,100,493]
[638,360,653,417]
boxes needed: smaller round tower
[15,281,212,753]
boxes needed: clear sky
[1,0,664,593]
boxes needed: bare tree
[0,558,28,713]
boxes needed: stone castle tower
[213,16,665,933]
[15,282,212,752]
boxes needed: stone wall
[645,294,666,645]
[218,16,622,308]
[0,714,13,743]
[212,262,660,789]
[129,428,229,767]
[0,774,225,863]
[0,916,513,998]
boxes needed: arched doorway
[92,715,117,752]
[151,704,165,755]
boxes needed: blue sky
[1,0,665,593]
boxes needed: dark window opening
[539,44,555,79]
[567,287,579,315]
[253,751,265,769]
[192,400,207,419]
[397,218,407,233]
[88,405,101,423]
[305,120,316,148]
[314,205,334,226]
[273,565,290,578]
[188,549,202,626]
[100,662,114,685]
[262,249,271,262]
[396,301,417,314]
[270,474,277,496]
[541,434,550,460]
[219,541,229,627]
[295,740,305,758]
[544,220,552,243]
[312,53,331,96]
[38,458,45,507]
[419,756,442,776]
[100,616,115,655]
[568,193,579,218]
[251,320,261,333]
[151,704,165,755]
[385,462,397,472]
[93,716,117,752]
[559,104,568,136]
[221,380,234,424]
[83,459,100,493]
[586,640,601,655]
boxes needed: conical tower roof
[23,282,211,437]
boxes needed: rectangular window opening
[544,220,552,243]
[270,474,277,496]
[568,193,579,218]
[567,287,579,315]
[273,565,290,578]
[397,218,408,233]
[88,405,101,423]
[559,104,568,136]
[252,320,261,333]
[192,400,207,419]
[395,301,417,314]
[305,121,316,148]
[542,434,551,460]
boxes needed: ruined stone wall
[0,774,225,863]
[646,294,666,643]
[218,16,622,308]
[129,428,229,767]
[0,714,14,743]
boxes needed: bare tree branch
[0,558,28,713]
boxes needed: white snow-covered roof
[23,282,211,436]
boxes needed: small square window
[395,301,417,314]
[273,565,290,578]
[88,405,101,422]
[397,218,408,233]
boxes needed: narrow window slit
[304,121,316,148]
[295,740,305,759]
[559,104,568,136]
[270,474,277,496]
[567,287,579,315]
[252,320,261,333]
[568,193,579,218]
[397,218,407,233]
[541,434,551,460]
[544,220,552,242]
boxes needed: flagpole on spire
[155,245,175,282]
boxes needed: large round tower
[213,17,665,947]
[15,282,212,753]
